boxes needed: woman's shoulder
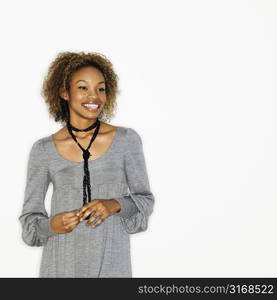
[26,135,52,168]
[118,126,143,149]
[29,136,49,152]
[101,122,142,143]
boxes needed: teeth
[83,104,99,108]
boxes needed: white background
[0,0,277,277]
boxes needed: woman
[18,51,155,278]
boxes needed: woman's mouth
[82,103,101,112]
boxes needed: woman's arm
[18,139,57,247]
[114,128,155,234]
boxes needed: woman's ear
[59,87,69,101]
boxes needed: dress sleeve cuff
[114,196,139,219]
[36,217,57,238]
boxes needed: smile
[82,103,100,111]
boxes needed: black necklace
[66,118,101,220]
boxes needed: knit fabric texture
[18,126,155,278]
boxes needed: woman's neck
[66,117,100,139]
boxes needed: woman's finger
[63,215,80,224]
[79,209,96,221]
[78,203,91,215]
[72,209,81,216]
[87,208,105,225]
[90,216,104,228]
[79,200,99,215]
[64,219,79,231]
[86,214,101,225]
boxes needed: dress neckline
[49,126,120,164]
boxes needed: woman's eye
[78,86,105,92]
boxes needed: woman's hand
[78,199,121,228]
[50,209,81,234]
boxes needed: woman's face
[60,66,107,122]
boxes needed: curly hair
[41,51,120,125]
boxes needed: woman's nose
[88,94,97,99]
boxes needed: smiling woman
[41,51,119,124]
[18,51,155,278]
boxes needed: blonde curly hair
[41,51,120,125]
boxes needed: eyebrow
[75,80,105,84]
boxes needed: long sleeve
[114,128,155,234]
[19,138,57,247]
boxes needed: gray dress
[18,126,155,278]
